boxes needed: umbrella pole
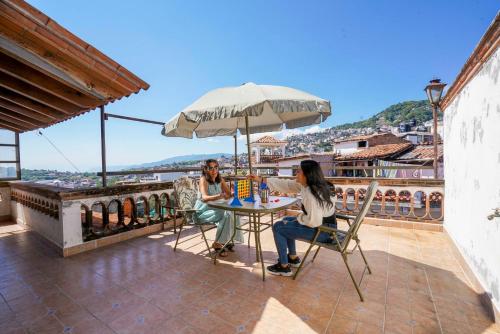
[234,135,238,176]
[244,115,255,202]
[245,115,252,175]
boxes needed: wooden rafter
[0,52,102,108]
[0,97,54,123]
[0,107,44,127]
[0,72,79,114]
[0,88,64,120]
[0,0,149,133]
[0,116,29,132]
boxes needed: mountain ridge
[334,100,432,130]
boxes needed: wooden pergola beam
[0,97,53,123]
[0,1,149,133]
[0,106,44,127]
[0,117,30,132]
[0,72,80,115]
[0,88,64,120]
[0,35,106,100]
[0,52,102,108]
[0,88,67,119]
[0,19,130,99]
[0,122,20,133]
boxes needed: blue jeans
[272,217,332,265]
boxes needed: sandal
[225,243,235,252]
[212,242,229,257]
[218,248,229,257]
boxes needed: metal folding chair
[172,177,217,257]
[293,181,379,302]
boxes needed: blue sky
[22,0,499,171]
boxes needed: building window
[0,130,20,180]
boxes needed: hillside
[334,100,433,130]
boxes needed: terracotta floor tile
[69,318,116,334]
[0,316,24,333]
[326,315,358,334]
[179,306,228,333]
[384,322,413,334]
[109,302,170,334]
[26,314,64,334]
[7,293,47,325]
[1,222,499,333]
[353,321,383,333]
[87,291,148,324]
[0,299,14,319]
[434,297,469,323]
[0,282,31,301]
[153,317,191,334]
[439,317,472,334]
[411,312,442,334]
[54,303,95,327]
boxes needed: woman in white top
[248,160,335,276]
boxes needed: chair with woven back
[293,181,379,302]
[172,176,218,257]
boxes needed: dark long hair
[202,159,221,185]
[300,160,334,209]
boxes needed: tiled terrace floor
[0,220,499,334]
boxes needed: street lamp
[424,78,446,179]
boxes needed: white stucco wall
[0,186,11,220]
[277,159,302,176]
[11,191,63,248]
[11,187,175,250]
[61,188,175,248]
[444,46,500,310]
[334,142,359,154]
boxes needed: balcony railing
[225,175,444,223]
[329,177,443,222]
[6,164,444,256]
[8,181,179,256]
[98,167,444,224]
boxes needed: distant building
[250,136,287,175]
[398,122,412,133]
[333,133,409,155]
[251,136,287,164]
[389,144,444,179]
[276,154,311,176]
[333,142,413,177]
[276,152,338,177]
[397,131,434,144]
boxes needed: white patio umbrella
[162,82,332,174]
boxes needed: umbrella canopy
[162,82,331,138]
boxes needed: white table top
[207,196,298,214]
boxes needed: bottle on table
[260,182,269,204]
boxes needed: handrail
[97,164,434,177]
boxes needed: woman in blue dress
[194,159,243,257]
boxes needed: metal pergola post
[15,132,20,180]
[99,112,166,187]
[100,105,107,187]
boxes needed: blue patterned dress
[193,182,243,244]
